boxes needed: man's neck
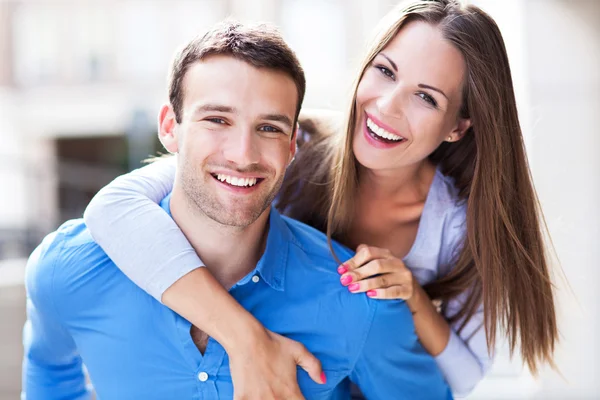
[169,186,270,289]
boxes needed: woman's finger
[355,244,368,253]
[345,274,394,293]
[341,259,398,285]
[365,285,413,300]
[338,245,391,273]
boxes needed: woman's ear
[445,117,471,143]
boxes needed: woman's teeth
[366,118,404,141]
[216,174,258,187]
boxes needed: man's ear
[288,123,299,166]
[445,117,471,143]
[158,104,179,153]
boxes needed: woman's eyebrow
[418,84,448,100]
[380,53,398,72]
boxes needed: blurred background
[0,0,598,398]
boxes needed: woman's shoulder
[421,167,466,229]
[427,167,468,274]
[431,168,463,208]
[404,166,467,279]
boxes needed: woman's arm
[433,296,491,397]
[340,243,491,396]
[406,284,452,355]
[405,278,492,396]
[83,157,256,345]
[84,157,196,299]
[430,204,493,396]
[83,157,325,397]
[399,283,492,397]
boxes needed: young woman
[84,0,557,397]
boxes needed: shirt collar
[160,194,289,292]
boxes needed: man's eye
[207,118,226,124]
[259,125,281,133]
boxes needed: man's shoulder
[280,215,354,265]
[279,215,415,337]
[25,218,115,309]
[31,218,110,271]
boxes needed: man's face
[160,55,298,228]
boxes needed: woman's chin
[353,150,389,172]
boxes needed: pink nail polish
[348,283,360,292]
[337,265,348,274]
[320,371,327,384]
[340,275,353,286]
[367,290,377,297]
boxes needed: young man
[22,22,451,400]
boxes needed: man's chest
[191,325,209,354]
[71,315,204,399]
[71,292,353,399]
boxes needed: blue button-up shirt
[22,195,452,400]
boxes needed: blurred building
[0,0,389,257]
[0,0,598,398]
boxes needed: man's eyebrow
[192,105,293,129]
[192,104,236,114]
[259,114,293,129]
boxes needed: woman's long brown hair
[277,0,558,375]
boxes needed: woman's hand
[338,245,453,361]
[228,326,326,400]
[338,244,416,301]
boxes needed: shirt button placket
[196,369,217,398]
[196,339,223,398]
[197,371,209,382]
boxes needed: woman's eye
[418,92,438,107]
[376,65,395,79]
[207,118,226,124]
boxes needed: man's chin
[213,216,261,229]
[207,206,269,228]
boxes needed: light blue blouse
[83,157,493,397]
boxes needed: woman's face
[353,21,470,172]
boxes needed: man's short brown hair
[168,21,306,124]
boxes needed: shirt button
[198,371,209,382]
[251,275,260,283]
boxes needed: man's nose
[223,128,260,167]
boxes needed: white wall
[466,1,600,398]
[525,0,600,398]
[0,89,29,230]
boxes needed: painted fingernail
[320,371,327,384]
[340,275,353,286]
[337,265,348,274]
[348,283,360,292]
[367,290,377,297]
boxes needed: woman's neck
[358,160,437,202]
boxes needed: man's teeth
[366,118,404,141]
[216,174,258,187]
